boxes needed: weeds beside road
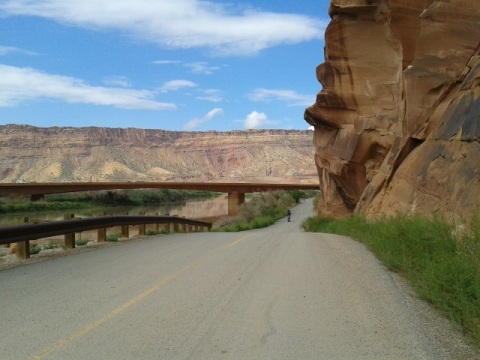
[303,212,480,347]
[213,190,313,232]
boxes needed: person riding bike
[286,209,291,222]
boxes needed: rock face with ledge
[305,0,480,219]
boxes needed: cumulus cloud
[0,64,175,110]
[0,0,325,56]
[159,79,197,93]
[248,88,314,106]
[184,107,223,130]
[243,111,268,130]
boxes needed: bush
[42,242,62,250]
[215,191,296,232]
[75,239,89,246]
[106,233,120,242]
[30,245,41,255]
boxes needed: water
[0,195,228,227]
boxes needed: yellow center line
[227,233,255,247]
[29,232,255,359]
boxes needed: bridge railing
[0,215,212,260]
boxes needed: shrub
[30,245,41,255]
[42,242,62,250]
[106,233,120,242]
[215,191,296,232]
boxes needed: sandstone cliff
[305,0,480,219]
[0,125,317,184]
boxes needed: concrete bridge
[0,181,319,216]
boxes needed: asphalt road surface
[0,199,477,359]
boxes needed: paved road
[0,199,473,359]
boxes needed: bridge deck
[0,181,319,196]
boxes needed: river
[0,195,228,227]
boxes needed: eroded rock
[306,0,480,219]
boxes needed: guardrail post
[138,212,146,235]
[15,240,30,259]
[97,228,106,242]
[64,214,75,249]
[121,225,129,238]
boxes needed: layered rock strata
[305,0,480,219]
[0,125,317,184]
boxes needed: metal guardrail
[0,215,212,259]
[0,215,211,244]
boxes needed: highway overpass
[0,181,320,216]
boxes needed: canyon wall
[0,125,317,184]
[305,0,480,219]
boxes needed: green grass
[30,245,41,255]
[106,233,120,242]
[214,191,298,232]
[75,239,89,246]
[145,229,168,236]
[303,213,480,345]
[215,214,281,232]
[42,242,63,250]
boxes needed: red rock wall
[305,0,480,219]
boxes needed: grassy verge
[302,213,480,345]
[213,191,303,232]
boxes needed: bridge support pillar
[228,191,245,216]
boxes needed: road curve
[0,199,477,359]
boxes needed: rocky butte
[0,124,318,184]
[305,0,479,220]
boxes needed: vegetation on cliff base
[214,190,314,232]
[303,212,480,346]
[0,189,217,213]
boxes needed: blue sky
[0,0,329,131]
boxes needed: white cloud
[152,60,182,65]
[184,107,223,130]
[243,111,268,130]
[0,64,175,110]
[197,89,223,103]
[159,79,197,93]
[308,126,314,131]
[184,62,221,75]
[0,0,325,56]
[0,45,38,56]
[205,107,223,120]
[154,60,221,75]
[248,88,314,106]
[102,75,131,88]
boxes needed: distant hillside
[0,124,318,184]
